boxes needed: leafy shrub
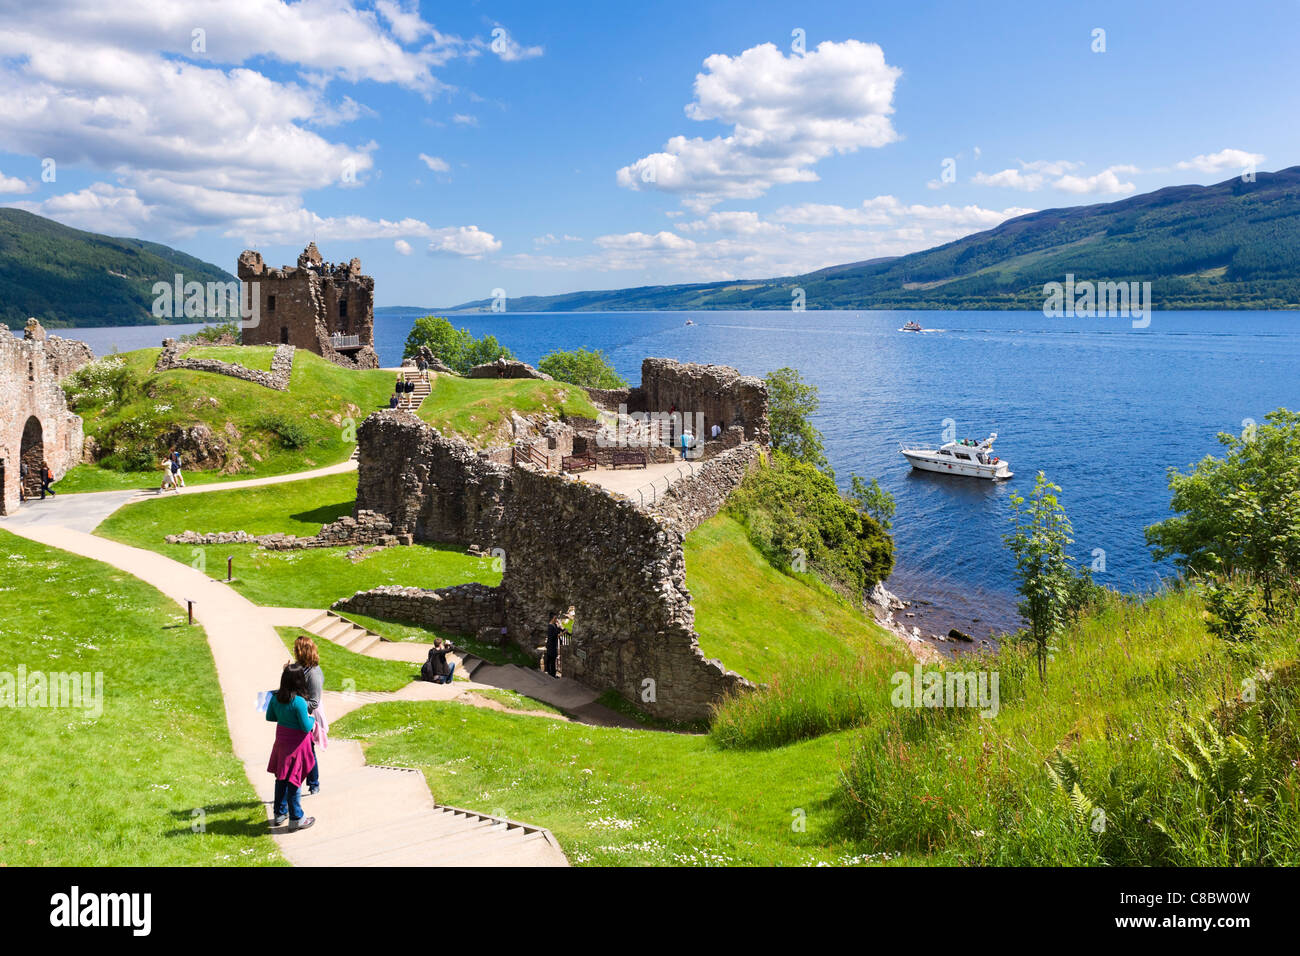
[256,414,310,449]
[181,320,240,344]
[726,451,894,598]
[1202,578,1269,642]
[537,348,628,389]
[63,355,139,412]
[402,315,513,374]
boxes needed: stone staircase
[301,609,491,678]
[397,369,431,412]
[304,609,384,655]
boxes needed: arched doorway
[20,416,44,500]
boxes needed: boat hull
[902,451,1012,480]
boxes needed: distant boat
[900,433,1013,480]
[685,319,696,326]
[900,320,924,332]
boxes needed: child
[264,663,317,831]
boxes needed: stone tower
[237,243,379,369]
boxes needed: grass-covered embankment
[416,374,599,447]
[0,530,282,866]
[94,473,499,608]
[275,627,418,692]
[58,347,394,493]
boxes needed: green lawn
[686,514,905,682]
[59,347,394,493]
[184,344,276,370]
[95,472,357,541]
[417,374,599,447]
[339,610,536,668]
[93,472,499,609]
[275,627,419,692]
[333,700,898,866]
[470,688,566,716]
[0,530,283,866]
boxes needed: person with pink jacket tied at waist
[264,663,317,831]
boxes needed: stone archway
[20,416,44,499]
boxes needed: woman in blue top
[265,664,317,831]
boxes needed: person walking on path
[544,611,563,678]
[160,460,177,494]
[294,635,325,797]
[18,461,27,502]
[416,355,428,382]
[264,663,317,831]
[680,428,693,461]
[39,464,55,499]
[169,448,186,489]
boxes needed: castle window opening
[267,294,276,313]
[280,326,289,345]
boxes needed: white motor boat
[899,433,1012,480]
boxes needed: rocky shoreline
[867,581,1004,663]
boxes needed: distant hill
[0,208,235,328]
[441,167,1300,312]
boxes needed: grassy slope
[839,590,1300,865]
[0,530,282,865]
[685,514,904,682]
[94,474,499,609]
[58,348,393,493]
[417,374,599,447]
[333,701,889,866]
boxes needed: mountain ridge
[435,167,1300,313]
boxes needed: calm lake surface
[45,310,1300,638]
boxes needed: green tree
[850,475,896,530]
[1004,471,1076,681]
[537,348,628,389]
[764,367,829,473]
[403,316,514,374]
[1146,408,1300,612]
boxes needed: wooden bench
[611,450,647,469]
[562,455,596,473]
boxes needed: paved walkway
[1,467,567,867]
[3,459,358,535]
[581,458,701,503]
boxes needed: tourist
[169,448,185,489]
[416,355,428,382]
[711,422,721,439]
[544,612,562,678]
[680,429,693,460]
[264,663,316,831]
[18,461,27,501]
[160,460,177,494]
[389,391,400,409]
[294,635,325,797]
[39,464,55,498]
[420,639,456,684]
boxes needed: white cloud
[418,153,450,172]
[488,25,543,62]
[0,169,34,194]
[394,238,413,255]
[675,211,783,235]
[594,231,696,252]
[1055,165,1139,195]
[0,1,493,246]
[1175,148,1265,173]
[773,196,1034,229]
[617,39,901,209]
[534,233,582,246]
[427,226,501,258]
[972,160,1137,194]
[452,113,479,126]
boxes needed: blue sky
[1,0,1295,307]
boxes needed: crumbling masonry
[0,319,91,514]
[237,243,379,369]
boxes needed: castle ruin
[237,243,379,369]
[0,319,91,514]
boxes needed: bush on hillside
[181,320,241,344]
[537,347,628,389]
[726,451,894,599]
[402,315,513,374]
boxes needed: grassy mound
[183,344,277,370]
[58,347,394,492]
[0,530,282,865]
[275,627,419,693]
[416,374,599,447]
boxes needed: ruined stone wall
[0,322,86,514]
[334,583,505,637]
[237,244,379,369]
[465,359,550,380]
[156,340,295,389]
[635,358,770,444]
[651,441,764,535]
[355,410,510,545]
[349,408,755,720]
